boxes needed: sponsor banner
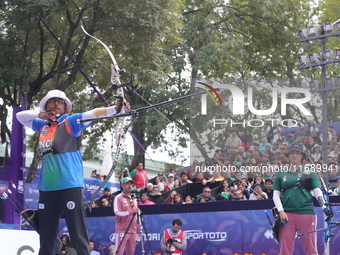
[23,178,120,209]
[59,206,340,255]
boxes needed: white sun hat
[39,90,72,113]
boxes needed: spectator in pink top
[139,193,155,205]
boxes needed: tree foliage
[164,0,337,160]
[2,0,340,168]
[0,0,184,171]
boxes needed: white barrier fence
[0,229,39,255]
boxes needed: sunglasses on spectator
[234,193,241,195]
[204,190,211,193]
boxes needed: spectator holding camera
[160,218,187,255]
[119,167,130,183]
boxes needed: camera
[166,238,176,255]
[166,238,175,245]
[129,188,145,201]
[130,187,145,193]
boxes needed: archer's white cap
[39,90,72,113]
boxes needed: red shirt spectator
[130,163,148,188]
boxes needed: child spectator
[180,172,193,185]
[139,193,155,205]
[199,197,206,203]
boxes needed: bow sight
[109,73,140,93]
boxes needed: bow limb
[80,22,126,145]
[80,22,122,87]
[87,115,137,211]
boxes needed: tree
[0,0,185,178]
[168,0,324,160]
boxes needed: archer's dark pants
[38,187,90,255]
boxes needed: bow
[80,22,138,210]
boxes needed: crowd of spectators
[93,121,340,207]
